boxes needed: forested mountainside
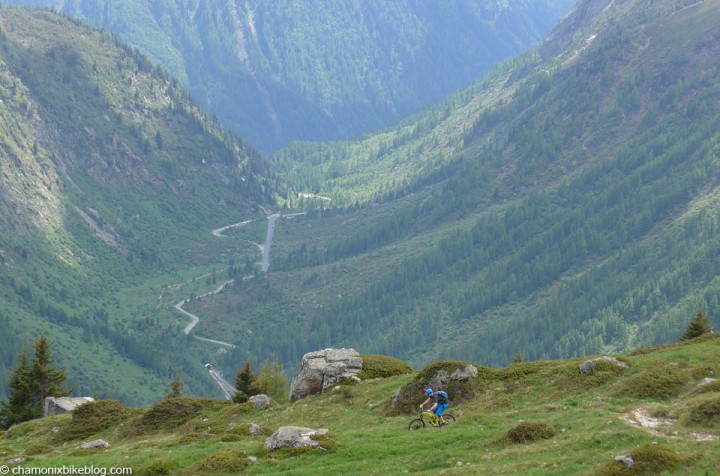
[3,0,720,411]
[0,8,274,403]
[2,0,575,151]
[187,0,720,378]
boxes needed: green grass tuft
[23,443,55,455]
[500,421,556,444]
[687,396,720,425]
[136,457,176,476]
[54,400,130,442]
[588,443,682,475]
[134,397,225,434]
[192,448,249,473]
[615,363,692,400]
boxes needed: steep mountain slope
[0,8,273,403]
[2,0,575,151]
[188,0,720,375]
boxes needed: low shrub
[358,355,413,379]
[135,397,224,434]
[54,400,129,442]
[137,457,176,476]
[220,433,243,442]
[24,443,54,455]
[587,443,682,475]
[615,363,691,400]
[193,448,248,473]
[495,360,563,380]
[691,379,720,395]
[500,421,556,444]
[687,396,720,424]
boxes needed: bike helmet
[425,388,433,396]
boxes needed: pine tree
[0,347,34,429]
[167,372,183,399]
[682,308,713,341]
[30,334,69,417]
[233,360,255,403]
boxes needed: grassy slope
[1,336,718,474]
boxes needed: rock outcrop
[428,364,479,388]
[289,348,363,400]
[264,426,329,451]
[579,356,629,375]
[249,394,272,409]
[44,397,94,417]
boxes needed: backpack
[436,390,449,403]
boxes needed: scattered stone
[248,423,262,436]
[289,348,363,400]
[697,377,717,388]
[248,456,257,463]
[249,394,272,409]
[264,426,329,451]
[8,457,26,464]
[51,427,60,434]
[579,356,628,375]
[44,396,95,417]
[615,455,634,469]
[80,439,110,450]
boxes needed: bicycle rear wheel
[408,418,425,431]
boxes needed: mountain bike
[408,410,456,431]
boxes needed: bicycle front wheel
[441,414,456,425]
[408,418,425,431]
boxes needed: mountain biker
[420,388,449,426]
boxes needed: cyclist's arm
[419,397,431,409]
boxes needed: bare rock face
[539,0,614,59]
[289,348,363,401]
[264,426,329,451]
[44,397,94,417]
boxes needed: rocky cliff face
[539,0,615,59]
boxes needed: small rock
[51,427,60,434]
[8,457,26,464]
[614,455,634,469]
[81,439,110,450]
[697,377,717,388]
[264,426,329,451]
[248,456,257,463]
[249,423,262,436]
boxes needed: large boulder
[44,397,94,417]
[264,426,329,451]
[249,394,272,409]
[289,348,363,400]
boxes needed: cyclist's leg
[436,403,449,425]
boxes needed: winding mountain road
[175,212,301,345]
